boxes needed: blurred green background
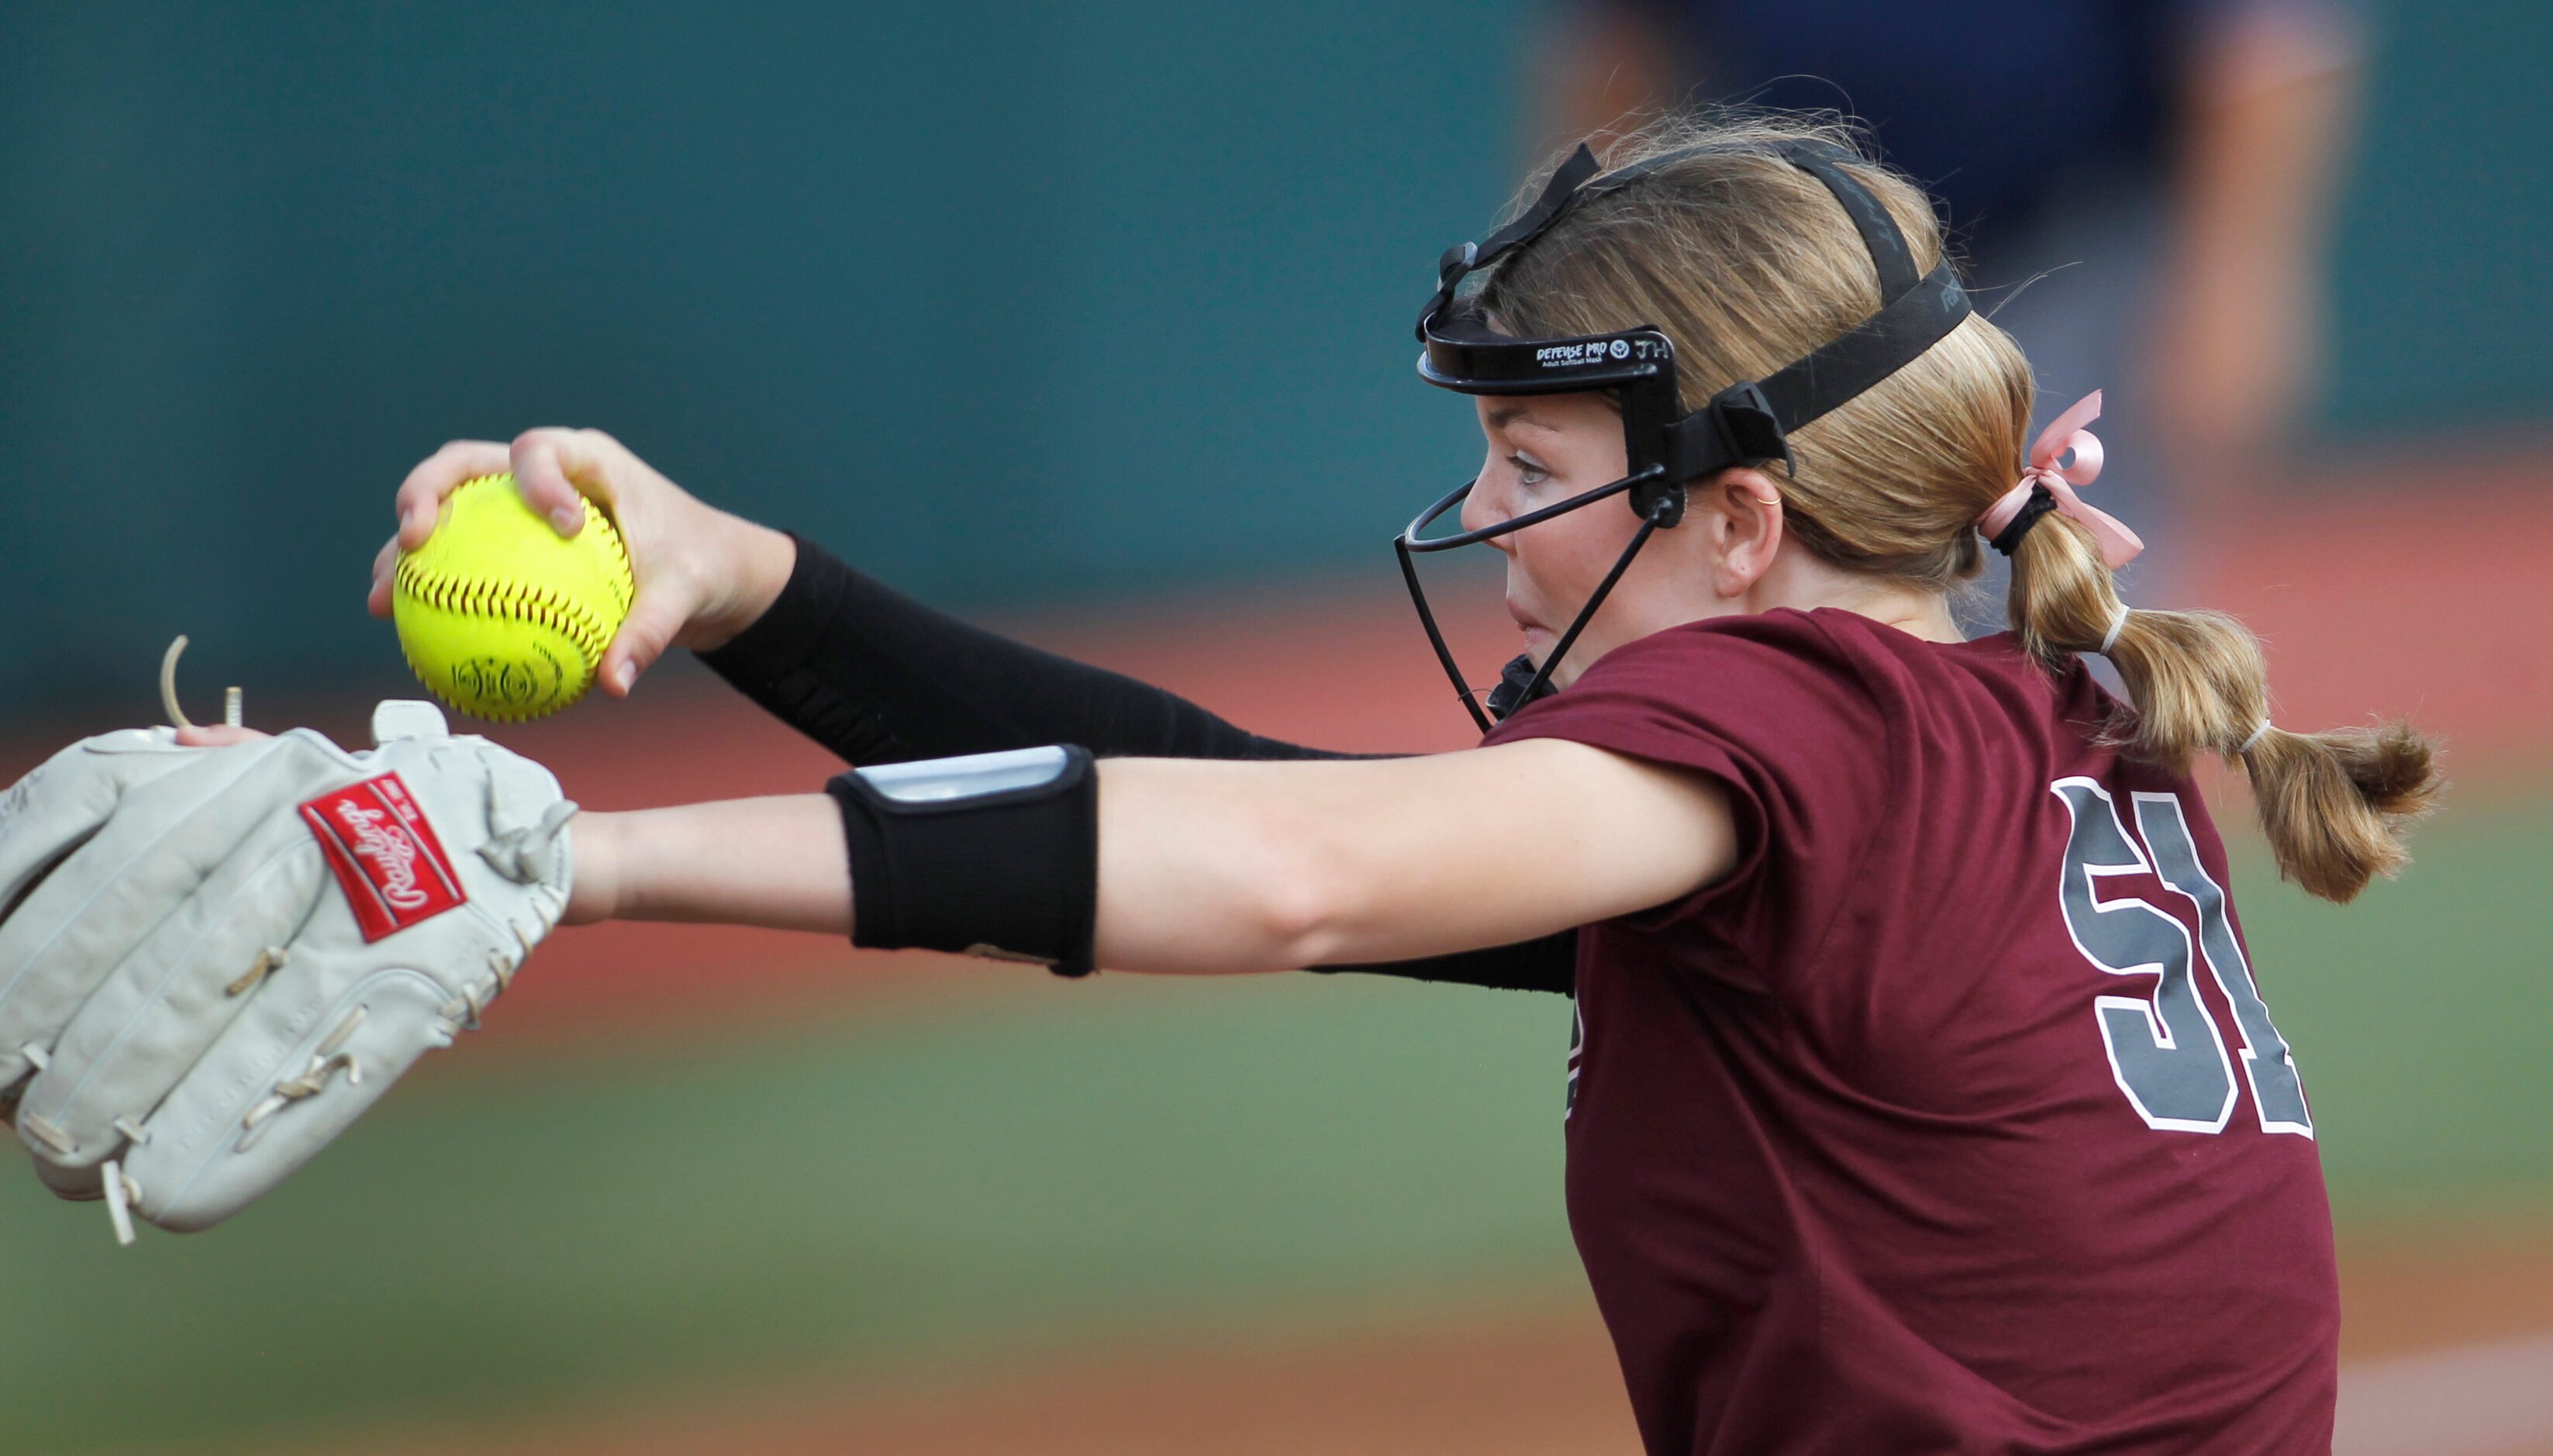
[2,0,2550,707]
[4,1,2550,1451]
[1,0,1527,708]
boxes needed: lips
[1505,601,1551,654]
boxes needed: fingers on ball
[397,440,507,547]
[367,537,400,616]
[509,429,596,537]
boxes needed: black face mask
[1396,140,1973,732]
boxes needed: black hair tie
[1988,482,2059,557]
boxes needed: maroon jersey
[1483,609,2337,1454]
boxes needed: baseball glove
[0,700,573,1241]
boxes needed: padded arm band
[828,745,1100,977]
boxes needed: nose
[1457,474,1518,555]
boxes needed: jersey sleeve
[1480,610,1893,956]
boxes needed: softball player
[19,115,2433,1452]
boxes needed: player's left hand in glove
[0,700,573,1242]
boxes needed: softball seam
[392,558,619,665]
[392,509,633,720]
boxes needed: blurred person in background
[1543,0,2366,611]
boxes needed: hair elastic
[1975,392,2145,568]
[2237,719,2274,755]
[1985,482,2058,556]
[2097,602,2130,656]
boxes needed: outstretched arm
[378,430,1579,992]
[565,739,1734,975]
[373,432,1355,766]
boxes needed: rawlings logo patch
[301,774,466,941]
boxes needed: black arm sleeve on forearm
[696,535,1577,996]
[696,536,1347,766]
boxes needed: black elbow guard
[826,745,1100,977]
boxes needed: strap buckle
[1709,381,1796,476]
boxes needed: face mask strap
[1413,144,1605,343]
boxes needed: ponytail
[2008,515,2441,903]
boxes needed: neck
[1749,550,1966,644]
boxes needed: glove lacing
[233,1009,364,1162]
[85,826,564,1245]
[228,903,553,1158]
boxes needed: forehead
[1475,393,1620,435]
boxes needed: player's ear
[1699,468,1787,597]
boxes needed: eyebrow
[1485,404,1545,430]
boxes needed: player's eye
[1509,454,1551,489]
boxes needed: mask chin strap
[1481,651,1550,723]
[1399,139,1973,733]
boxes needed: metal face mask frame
[1396,140,1975,733]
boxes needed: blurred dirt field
[274,1235,2553,1456]
[7,451,2551,1454]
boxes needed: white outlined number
[2051,779,2313,1137]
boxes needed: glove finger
[14,816,324,1171]
[126,963,468,1233]
[0,734,343,1089]
[0,730,195,928]
[28,1148,105,1200]
[0,1068,98,1199]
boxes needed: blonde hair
[1479,114,2437,902]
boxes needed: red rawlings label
[300,773,467,942]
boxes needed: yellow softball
[391,474,635,721]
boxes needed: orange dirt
[2337,1223,2553,1362]
[284,1289,1646,1456]
[273,1228,2553,1456]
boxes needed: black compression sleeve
[695,534,1576,996]
[697,536,1345,766]
[1306,931,1578,995]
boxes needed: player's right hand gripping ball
[392,473,634,720]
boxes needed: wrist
[686,518,797,652]
[562,810,623,926]
[561,797,851,933]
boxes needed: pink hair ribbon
[1975,391,2144,568]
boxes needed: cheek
[1510,509,1622,596]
